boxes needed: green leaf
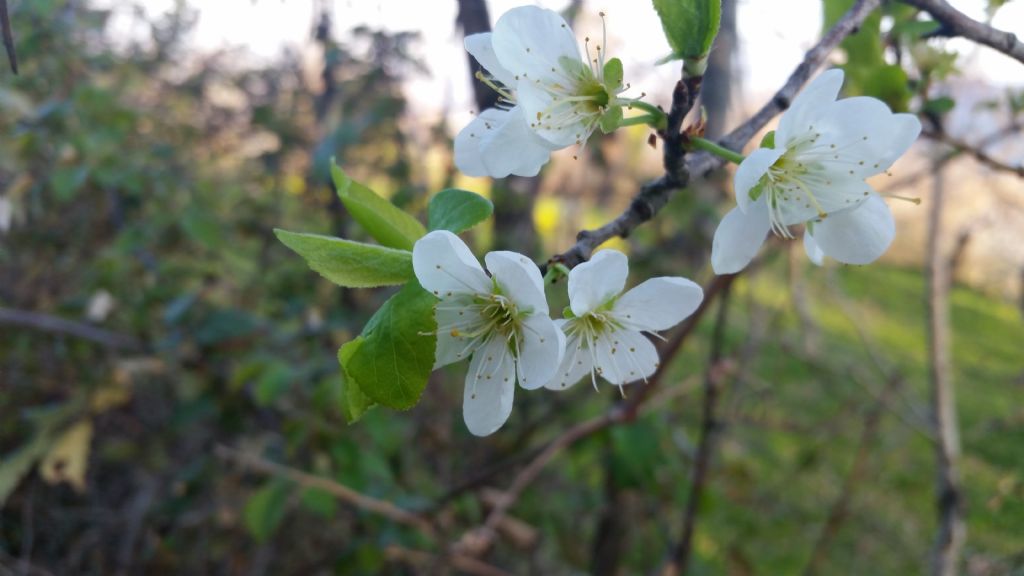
[346,281,437,410]
[610,418,662,489]
[244,479,291,542]
[922,96,956,115]
[299,487,338,518]
[652,0,722,62]
[275,229,414,288]
[182,203,223,250]
[254,362,292,406]
[339,337,376,423]
[603,57,624,90]
[51,166,89,202]
[427,189,493,234]
[759,130,776,149]
[331,162,426,250]
[599,105,624,134]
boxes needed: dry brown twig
[900,0,1024,65]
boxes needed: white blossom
[455,6,634,178]
[547,250,703,391]
[712,69,922,274]
[413,230,564,436]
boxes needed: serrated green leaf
[599,105,624,134]
[603,57,624,90]
[427,189,493,234]
[339,337,376,423]
[244,479,291,542]
[347,282,436,410]
[652,0,722,62]
[275,229,414,288]
[331,162,425,250]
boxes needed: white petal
[811,194,895,265]
[772,175,871,226]
[546,325,595,391]
[516,314,565,390]
[711,199,771,275]
[484,250,548,315]
[812,98,921,178]
[413,230,490,296]
[480,106,557,177]
[735,147,784,213]
[465,32,516,87]
[776,68,844,146]
[593,329,659,386]
[434,295,481,368]
[463,336,517,436]
[568,249,628,317]
[454,110,493,177]
[613,277,704,332]
[492,6,579,84]
[803,230,825,266]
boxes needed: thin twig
[384,545,514,576]
[0,0,16,75]
[901,0,1024,65]
[214,445,437,537]
[802,375,904,575]
[0,307,143,351]
[922,128,1024,177]
[547,0,883,270]
[662,283,733,576]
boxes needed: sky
[102,0,1024,127]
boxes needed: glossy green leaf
[427,189,493,234]
[331,161,426,250]
[652,0,722,62]
[339,337,376,423]
[345,282,436,410]
[275,229,414,288]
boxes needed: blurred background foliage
[0,0,1022,574]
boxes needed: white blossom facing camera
[455,6,637,178]
[413,230,565,436]
[548,250,703,391]
[711,69,922,274]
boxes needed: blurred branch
[0,307,143,351]
[662,284,733,576]
[925,151,966,576]
[214,445,437,537]
[384,545,513,576]
[451,274,738,557]
[901,0,1024,65]
[0,0,16,74]
[921,128,1024,178]
[802,375,904,575]
[547,0,882,270]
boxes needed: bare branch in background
[922,129,1024,178]
[901,0,1024,65]
[661,284,733,576]
[925,144,966,576]
[0,307,143,351]
[0,0,16,74]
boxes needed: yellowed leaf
[39,420,93,493]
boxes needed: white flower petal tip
[555,252,700,389]
[414,233,566,435]
[714,68,919,270]
[456,6,640,177]
[803,230,825,266]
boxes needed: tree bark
[926,150,966,576]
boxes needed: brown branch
[547,0,883,270]
[662,283,733,576]
[0,307,143,351]
[922,128,1024,178]
[0,0,16,75]
[901,0,1024,65]
[802,375,904,575]
[214,445,437,537]
[384,545,514,576]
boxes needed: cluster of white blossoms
[455,6,635,178]
[712,69,922,273]
[414,231,702,436]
